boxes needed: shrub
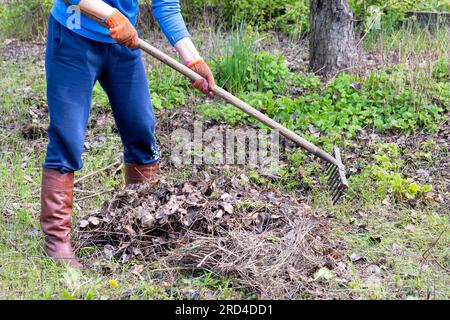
[275,1,310,36]
[222,0,305,33]
[183,0,448,36]
[180,0,309,35]
[350,0,450,33]
[0,0,52,39]
[2,0,448,40]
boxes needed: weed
[432,58,450,82]
[367,144,433,200]
[214,30,291,94]
[196,103,249,126]
[148,65,191,110]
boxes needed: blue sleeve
[152,0,190,46]
[67,0,81,4]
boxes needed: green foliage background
[1,0,449,39]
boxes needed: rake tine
[330,166,340,179]
[330,184,338,198]
[329,174,339,190]
[331,188,340,204]
[327,165,337,179]
[329,168,340,184]
[329,175,339,189]
[325,165,334,176]
[332,185,343,202]
[335,186,345,201]
[328,171,336,186]
[327,165,337,177]
[324,146,349,205]
[332,188,345,204]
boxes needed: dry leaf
[214,209,224,219]
[221,202,234,214]
[131,264,144,276]
[297,203,311,216]
[124,224,136,235]
[139,207,156,228]
[220,193,233,201]
[103,245,115,260]
[88,216,100,226]
[350,253,365,262]
[79,220,89,228]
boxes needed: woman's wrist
[184,58,203,67]
[174,37,202,63]
[101,10,116,23]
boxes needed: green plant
[253,51,291,93]
[297,65,447,137]
[222,0,309,34]
[196,91,276,127]
[367,143,433,200]
[275,1,310,36]
[196,103,249,126]
[201,59,448,148]
[349,0,450,26]
[290,72,322,91]
[148,66,190,110]
[432,58,450,82]
[0,0,52,39]
[213,30,291,95]
[92,83,110,112]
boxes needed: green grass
[364,22,450,61]
[327,200,449,299]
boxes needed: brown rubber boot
[40,168,81,268]
[124,163,159,186]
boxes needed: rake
[72,5,349,204]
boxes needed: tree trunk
[309,0,358,76]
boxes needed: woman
[41,0,215,268]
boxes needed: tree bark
[309,0,359,76]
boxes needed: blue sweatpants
[44,15,160,174]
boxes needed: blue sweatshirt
[51,0,190,46]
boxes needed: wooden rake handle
[66,0,338,166]
[137,39,339,166]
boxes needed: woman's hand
[105,9,139,48]
[174,37,215,96]
[185,59,215,96]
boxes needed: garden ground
[0,22,448,299]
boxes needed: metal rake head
[325,146,349,204]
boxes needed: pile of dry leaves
[74,175,341,298]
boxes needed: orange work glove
[185,59,216,96]
[105,9,139,49]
